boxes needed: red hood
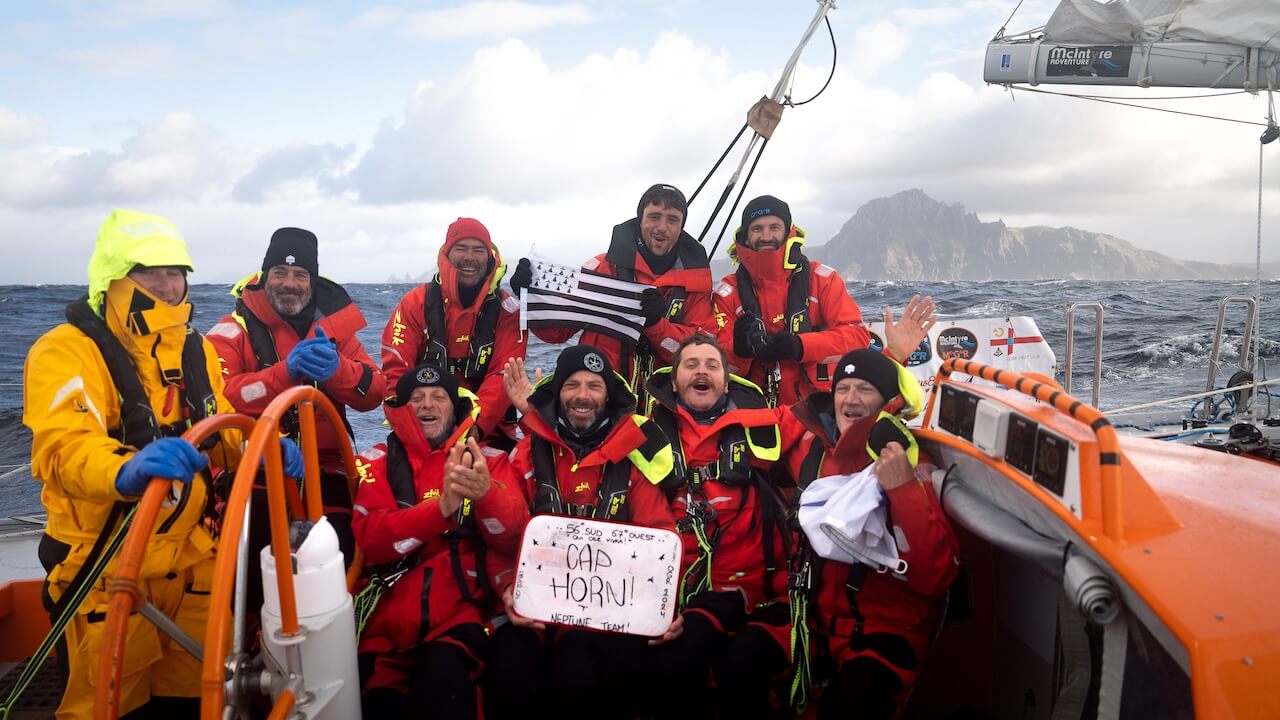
[436,232,506,308]
[383,394,477,463]
[728,226,807,285]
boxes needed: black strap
[651,405,755,490]
[61,299,219,502]
[385,434,495,609]
[66,298,164,447]
[529,436,632,520]
[423,281,501,386]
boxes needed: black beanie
[262,227,319,278]
[552,345,615,398]
[740,195,792,237]
[637,183,688,224]
[832,349,900,404]
[394,362,461,409]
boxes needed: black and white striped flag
[520,254,648,344]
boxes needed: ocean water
[2,279,1277,516]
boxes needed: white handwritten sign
[512,515,682,637]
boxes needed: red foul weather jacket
[713,229,871,406]
[646,369,790,612]
[782,391,958,705]
[352,400,528,664]
[381,231,524,438]
[208,274,384,471]
[531,219,716,395]
[509,378,677,540]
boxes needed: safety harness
[733,236,828,406]
[421,279,501,387]
[647,370,786,608]
[3,299,218,718]
[529,416,673,520]
[605,220,704,411]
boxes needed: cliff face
[810,189,1260,280]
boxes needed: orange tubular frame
[199,386,361,720]
[930,359,1126,543]
[95,414,257,720]
[92,386,362,720]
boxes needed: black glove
[733,314,766,358]
[509,257,533,294]
[756,332,804,363]
[869,415,913,459]
[639,288,666,327]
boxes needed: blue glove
[115,437,209,496]
[286,327,340,382]
[277,438,306,478]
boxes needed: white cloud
[3,19,1276,285]
[58,43,181,78]
[344,32,747,205]
[0,113,234,209]
[361,1,594,39]
[0,107,42,148]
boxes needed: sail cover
[986,0,1278,88]
[1045,0,1280,53]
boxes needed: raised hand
[882,295,937,363]
[502,357,542,415]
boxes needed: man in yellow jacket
[23,209,249,718]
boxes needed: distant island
[805,189,1273,281]
[393,189,1273,282]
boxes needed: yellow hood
[87,209,194,314]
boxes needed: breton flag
[520,254,647,344]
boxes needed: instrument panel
[929,383,1083,518]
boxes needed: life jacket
[730,228,830,404]
[421,280,501,387]
[232,275,363,440]
[381,431,496,610]
[604,218,710,408]
[65,295,218,447]
[646,368,787,603]
[528,416,672,521]
[54,295,218,616]
[648,369,782,491]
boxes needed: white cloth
[797,464,907,573]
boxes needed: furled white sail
[986,0,1279,89]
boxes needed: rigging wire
[786,17,837,107]
[688,124,748,206]
[994,0,1029,41]
[1007,85,1269,126]
[1252,90,1277,417]
[708,137,771,260]
[1046,89,1253,101]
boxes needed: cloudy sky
[1,0,1276,285]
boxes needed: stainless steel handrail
[1064,302,1104,408]
[1204,296,1258,420]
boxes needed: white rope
[1101,377,1280,415]
[0,464,31,481]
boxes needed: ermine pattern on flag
[521,254,648,344]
